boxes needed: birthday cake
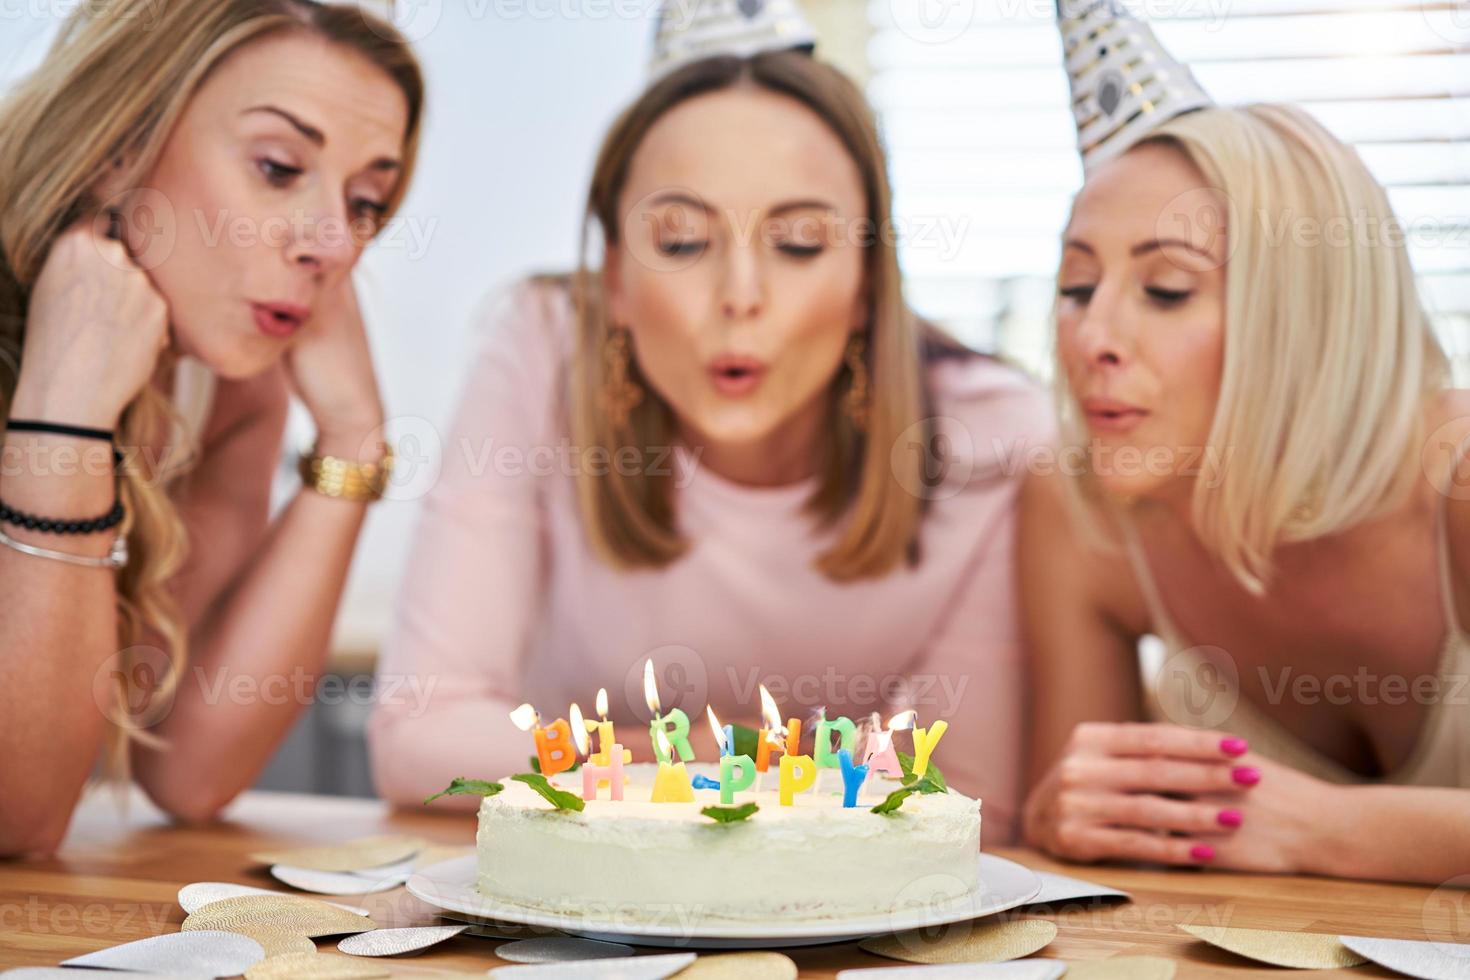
[474,762,981,923]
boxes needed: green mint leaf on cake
[424,777,504,805]
[897,752,948,793]
[872,773,944,814]
[511,773,586,812]
[700,803,759,824]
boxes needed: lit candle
[586,688,631,787]
[778,752,816,806]
[709,706,756,805]
[644,659,694,764]
[912,718,950,777]
[573,702,624,802]
[814,712,857,770]
[836,748,869,808]
[754,685,787,793]
[862,711,907,779]
[509,702,575,777]
[650,728,695,803]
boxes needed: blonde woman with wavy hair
[1021,102,1470,883]
[0,0,423,856]
[371,45,1051,841]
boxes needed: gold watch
[298,444,394,502]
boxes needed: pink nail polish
[1190,844,1216,862]
[1220,737,1249,757]
[1232,766,1261,786]
[1217,809,1244,828]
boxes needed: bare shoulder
[1017,465,1151,637]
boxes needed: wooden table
[1,789,1463,977]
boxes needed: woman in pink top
[370,50,1051,841]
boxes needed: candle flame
[707,705,727,754]
[654,724,672,760]
[509,702,539,731]
[889,709,918,731]
[569,702,589,756]
[643,659,661,716]
[596,687,609,719]
[758,684,784,735]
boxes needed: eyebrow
[242,105,401,172]
[646,192,837,217]
[1063,237,1215,261]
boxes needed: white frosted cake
[475,763,981,923]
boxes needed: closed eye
[258,158,302,186]
[658,240,707,257]
[777,243,824,258]
[1059,285,1095,303]
[1146,286,1192,305]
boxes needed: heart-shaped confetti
[336,924,468,957]
[669,951,797,979]
[269,862,410,895]
[495,936,636,963]
[1178,924,1366,969]
[837,961,1066,980]
[234,928,318,958]
[61,929,265,976]
[488,953,698,979]
[179,881,369,916]
[250,835,423,872]
[1026,871,1130,906]
[1062,956,1176,979]
[1340,935,1470,980]
[182,894,376,938]
[860,919,1059,964]
[244,951,389,979]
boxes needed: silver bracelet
[0,524,128,569]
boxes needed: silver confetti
[337,924,468,957]
[61,930,265,977]
[269,863,410,896]
[838,961,1067,980]
[489,953,698,979]
[1340,936,1470,980]
[494,936,636,963]
[179,881,369,916]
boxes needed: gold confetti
[236,928,318,958]
[670,951,798,979]
[245,951,389,979]
[250,835,424,872]
[182,895,376,938]
[1063,956,1176,979]
[1178,924,1367,969]
[860,918,1058,964]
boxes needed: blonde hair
[1057,103,1449,593]
[0,0,423,775]
[570,52,968,581]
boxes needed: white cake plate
[407,854,1042,949]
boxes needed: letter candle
[836,748,869,808]
[912,719,950,777]
[709,706,756,804]
[586,688,630,790]
[862,711,907,779]
[644,659,694,764]
[754,684,787,793]
[509,702,575,777]
[650,727,695,803]
[573,702,624,801]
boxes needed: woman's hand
[1023,721,1269,867]
[11,221,170,428]
[284,274,386,461]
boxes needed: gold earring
[600,326,644,429]
[843,333,871,432]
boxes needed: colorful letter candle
[651,729,696,803]
[644,659,695,763]
[509,702,576,777]
[720,754,756,804]
[581,745,625,801]
[912,719,950,777]
[836,748,869,808]
[779,753,816,806]
[755,684,787,773]
[814,715,857,769]
[862,726,904,778]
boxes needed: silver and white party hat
[1058,0,1213,172]
[649,0,817,79]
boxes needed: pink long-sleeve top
[369,277,1053,841]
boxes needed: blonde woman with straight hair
[370,42,1051,841]
[0,0,423,856]
[1021,101,1470,883]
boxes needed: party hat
[650,0,817,78]
[1057,0,1213,172]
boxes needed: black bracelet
[0,498,125,535]
[5,420,115,443]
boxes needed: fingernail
[1217,808,1244,828]
[1190,844,1216,863]
[1232,766,1261,786]
[1220,737,1249,757]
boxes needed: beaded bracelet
[0,498,125,535]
